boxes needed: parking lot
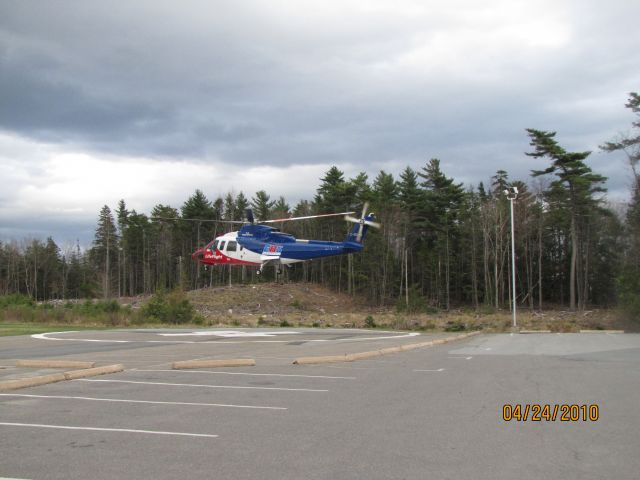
[1,329,640,479]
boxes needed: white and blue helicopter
[191,203,380,275]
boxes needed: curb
[579,329,625,334]
[16,359,96,369]
[0,364,124,391]
[346,350,382,361]
[0,373,67,391]
[172,358,256,369]
[519,330,552,334]
[293,355,352,365]
[292,331,481,365]
[63,364,124,380]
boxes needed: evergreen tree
[91,205,118,298]
[150,204,180,290]
[181,190,215,288]
[115,199,129,296]
[602,93,640,315]
[273,196,290,218]
[417,159,466,308]
[251,190,275,221]
[527,128,607,310]
[212,197,224,221]
[372,171,397,207]
[315,166,354,212]
[223,193,236,221]
[398,167,422,213]
[234,192,250,221]
[350,172,372,205]
[126,211,150,294]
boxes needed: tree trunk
[570,214,577,310]
[538,214,543,310]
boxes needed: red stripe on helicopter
[202,249,260,266]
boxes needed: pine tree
[234,192,250,221]
[417,159,466,309]
[350,172,372,205]
[272,196,290,219]
[251,190,275,221]
[602,93,640,315]
[223,193,236,221]
[181,190,215,288]
[91,205,118,298]
[527,129,607,310]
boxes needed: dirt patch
[184,283,631,332]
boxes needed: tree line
[1,93,638,314]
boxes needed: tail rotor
[344,202,381,243]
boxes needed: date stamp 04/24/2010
[502,404,600,422]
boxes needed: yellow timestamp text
[502,404,599,422]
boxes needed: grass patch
[0,323,107,337]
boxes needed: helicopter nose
[192,248,205,261]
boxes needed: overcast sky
[1,0,638,246]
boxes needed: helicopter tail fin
[344,213,380,245]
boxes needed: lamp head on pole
[503,186,518,200]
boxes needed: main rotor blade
[261,211,355,223]
[151,216,245,224]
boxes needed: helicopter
[191,203,380,275]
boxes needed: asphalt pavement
[1,329,639,479]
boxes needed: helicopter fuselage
[192,223,364,269]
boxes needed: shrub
[444,320,466,332]
[477,304,496,315]
[364,315,376,328]
[279,319,291,327]
[0,294,34,308]
[140,289,199,324]
[290,299,306,310]
[396,287,434,314]
[618,268,640,321]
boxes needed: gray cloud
[0,0,639,244]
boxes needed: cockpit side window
[227,241,237,252]
[219,241,226,251]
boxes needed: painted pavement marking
[0,422,218,438]
[132,369,356,380]
[76,378,329,392]
[32,330,420,344]
[0,393,286,410]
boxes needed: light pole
[504,186,518,328]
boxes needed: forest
[1,94,639,316]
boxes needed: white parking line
[132,369,356,380]
[77,378,329,392]
[0,393,287,410]
[321,365,374,370]
[0,422,217,438]
[413,368,445,372]
[33,331,420,344]
[448,356,473,360]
